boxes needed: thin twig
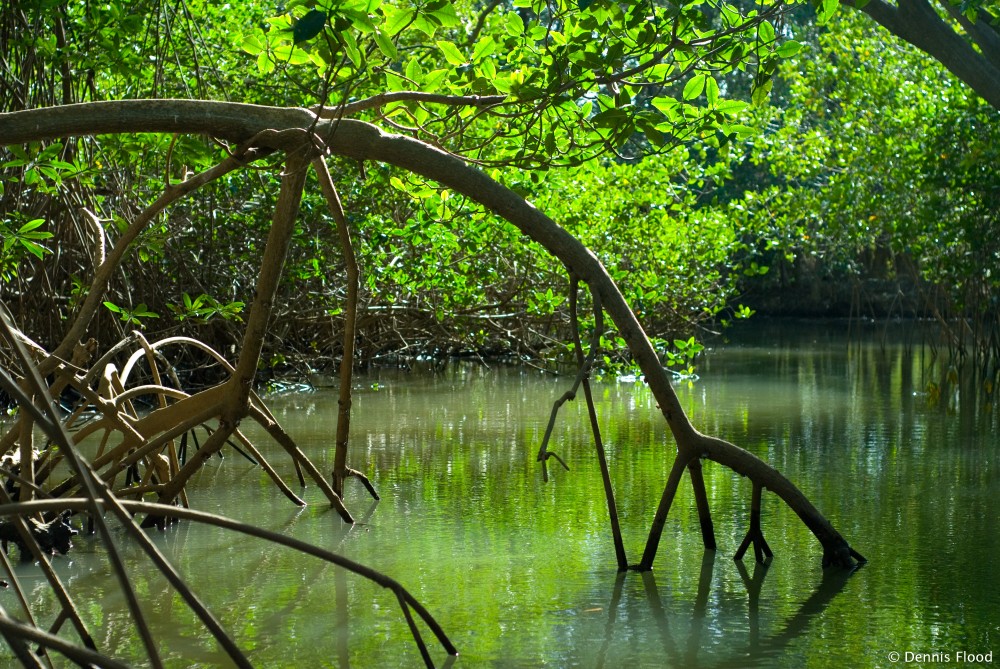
[569,277,627,570]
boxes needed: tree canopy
[17,0,1000,664]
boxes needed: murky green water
[3,320,999,667]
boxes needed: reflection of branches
[5,498,456,668]
[735,558,770,651]
[615,560,854,669]
[595,572,626,669]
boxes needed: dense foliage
[1,0,797,377]
[728,12,1000,366]
[2,0,999,381]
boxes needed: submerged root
[537,282,865,573]
[1,309,449,667]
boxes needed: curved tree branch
[0,101,865,568]
[845,0,1000,110]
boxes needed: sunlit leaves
[816,0,840,23]
[775,40,803,58]
[227,0,807,169]
[373,28,397,58]
[472,35,496,63]
[716,100,748,115]
[382,5,414,35]
[758,20,776,44]
[705,76,720,105]
[683,74,708,100]
[503,12,524,36]
[752,78,773,107]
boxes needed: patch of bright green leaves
[235,0,814,166]
[103,302,160,328]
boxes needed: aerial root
[734,481,773,564]
[535,276,603,484]
[538,451,570,482]
[345,468,380,500]
[687,459,717,551]
[313,157,379,504]
[823,542,868,569]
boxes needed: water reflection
[1,320,997,667]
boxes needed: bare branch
[317,91,507,118]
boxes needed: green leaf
[291,9,327,44]
[340,30,362,66]
[817,0,840,23]
[775,40,802,58]
[437,41,467,66]
[17,219,46,234]
[759,20,775,44]
[19,240,47,260]
[133,304,159,318]
[273,44,313,65]
[405,57,423,82]
[385,71,406,91]
[427,1,461,28]
[411,13,439,36]
[715,99,747,115]
[257,50,275,74]
[683,74,706,100]
[751,78,772,107]
[423,68,449,90]
[373,28,397,58]
[503,12,524,36]
[651,96,679,117]
[342,8,376,33]
[240,33,264,55]
[384,7,416,36]
[472,36,496,62]
[705,76,719,106]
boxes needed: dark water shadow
[596,553,855,669]
[326,499,382,669]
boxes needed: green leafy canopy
[237,0,811,167]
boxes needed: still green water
[4,320,999,667]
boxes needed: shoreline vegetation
[0,0,995,664]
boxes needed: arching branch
[0,100,866,568]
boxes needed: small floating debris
[266,380,314,395]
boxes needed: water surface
[3,320,998,667]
